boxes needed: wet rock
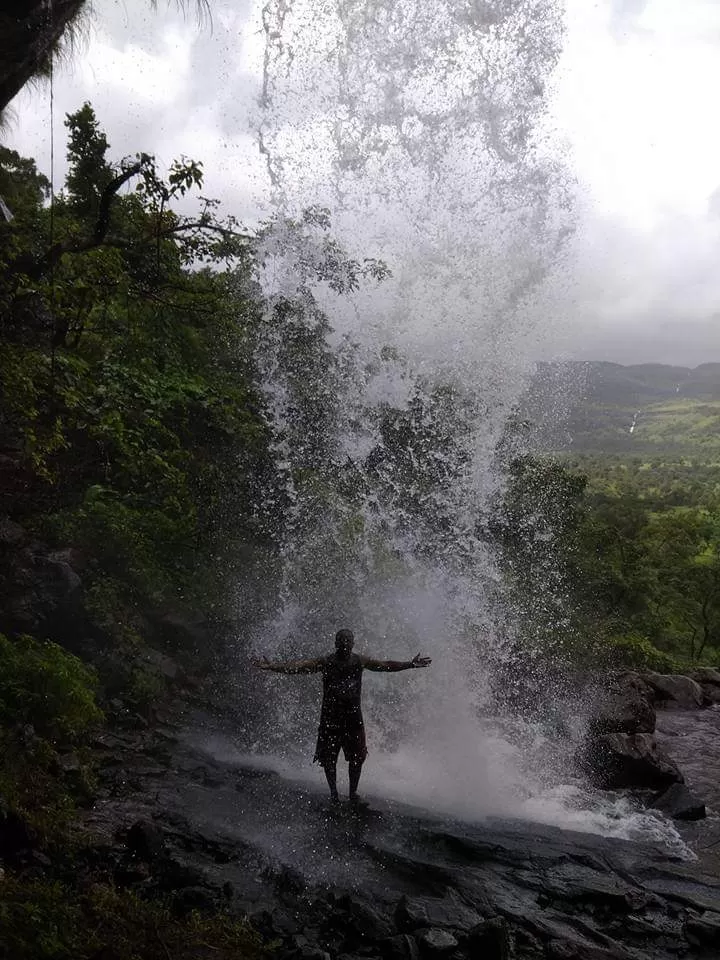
[125,819,165,860]
[339,894,393,941]
[0,517,24,545]
[466,918,510,960]
[158,855,207,890]
[690,667,720,686]
[115,858,152,886]
[287,934,332,960]
[396,891,483,933]
[36,551,82,596]
[296,949,332,960]
[0,805,33,859]
[252,907,301,939]
[416,928,457,954]
[581,732,683,789]
[643,673,704,709]
[57,752,81,774]
[699,683,720,704]
[685,911,720,947]
[171,885,217,916]
[589,673,655,735]
[148,609,212,657]
[142,647,183,682]
[652,783,706,821]
[381,934,421,960]
[30,850,52,868]
[0,538,86,640]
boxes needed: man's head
[335,628,354,657]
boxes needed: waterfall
[241,0,581,820]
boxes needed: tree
[64,102,113,222]
[640,509,720,660]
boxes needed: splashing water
[235,0,685,848]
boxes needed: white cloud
[549,0,720,363]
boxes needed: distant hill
[523,361,720,455]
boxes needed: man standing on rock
[254,629,431,804]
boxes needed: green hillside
[526,361,720,455]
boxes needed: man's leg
[348,759,363,800]
[322,761,340,803]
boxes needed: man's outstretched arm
[360,653,432,672]
[253,656,324,674]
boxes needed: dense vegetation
[495,449,720,673]
[0,103,281,956]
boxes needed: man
[254,628,432,804]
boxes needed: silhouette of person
[254,628,432,803]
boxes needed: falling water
[234,0,681,845]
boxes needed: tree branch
[92,162,143,245]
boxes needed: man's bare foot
[330,791,340,804]
[348,793,368,806]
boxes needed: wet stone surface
[78,714,720,960]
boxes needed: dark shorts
[313,702,367,765]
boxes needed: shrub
[601,632,680,673]
[0,633,103,740]
[0,877,270,960]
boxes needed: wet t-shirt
[321,652,363,710]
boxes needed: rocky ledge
[13,713,705,960]
[580,669,720,818]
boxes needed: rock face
[79,721,720,960]
[690,668,720,686]
[0,524,86,642]
[652,783,706,821]
[589,672,656,735]
[689,668,720,705]
[581,732,684,790]
[643,672,704,709]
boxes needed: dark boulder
[147,608,213,657]
[125,819,165,861]
[466,918,510,960]
[381,935,420,960]
[699,684,720,705]
[0,537,87,642]
[685,911,720,948]
[581,732,684,790]
[642,673,703,709]
[171,885,218,917]
[588,672,656,735]
[415,928,457,954]
[338,894,393,942]
[141,647,184,683]
[690,667,720,687]
[0,517,25,546]
[395,892,483,933]
[652,783,706,821]
[0,803,34,860]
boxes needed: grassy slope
[535,362,720,456]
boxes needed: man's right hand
[252,657,272,669]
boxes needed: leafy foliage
[0,632,101,839]
[0,876,269,960]
[599,633,680,673]
[0,632,101,738]
[495,447,720,667]
[0,105,272,635]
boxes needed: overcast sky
[6,0,720,366]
